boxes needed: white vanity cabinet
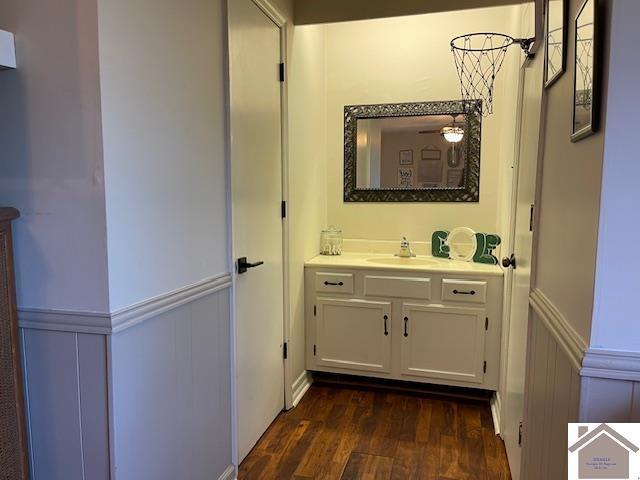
[400,303,487,384]
[305,256,503,390]
[315,298,392,373]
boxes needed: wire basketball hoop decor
[451,33,534,115]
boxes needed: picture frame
[399,150,413,165]
[418,159,443,184]
[544,0,568,88]
[397,167,414,188]
[421,147,441,161]
[571,0,600,142]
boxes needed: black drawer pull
[324,281,344,286]
[383,315,389,336]
[453,289,476,295]
[403,317,409,337]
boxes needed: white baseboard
[292,371,313,407]
[218,464,236,480]
[490,392,502,436]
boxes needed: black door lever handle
[237,257,264,274]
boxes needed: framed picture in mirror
[544,0,567,88]
[571,0,600,142]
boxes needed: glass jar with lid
[320,226,343,256]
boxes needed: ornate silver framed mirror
[343,99,482,202]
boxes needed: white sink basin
[366,257,440,267]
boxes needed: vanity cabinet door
[315,298,392,373]
[400,303,486,384]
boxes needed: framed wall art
[397,167,414,187]
[544,0,568,88]
[399,150,413,165]
[571,0,600,142]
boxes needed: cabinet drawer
[364,275,431,299]
[441,279,487,304]
[315,272,354,294]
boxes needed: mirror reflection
[355,114,467,189]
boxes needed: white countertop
[305,252,504,276]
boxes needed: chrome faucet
[395,237,416,258]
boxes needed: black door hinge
[483,361,487,373]
[283,342,288,360]
[279,63,285,82]
[485,317,489,331]
[313,344,316,356]
[519,422,523,446]
[313,305,316,316]
[281,200,287,219]
[529,204,535,232]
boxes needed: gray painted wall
[0,0,109,312]
[590,0,640,351]
[3,0,235,477]
[97,0,230,311]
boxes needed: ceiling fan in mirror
[418,114,465,143]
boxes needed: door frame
[497,51,547,477]
[225,0,291,466]
[498,60,528,432]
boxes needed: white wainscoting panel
[580,376,640,422]
[521,294,581,480]
[20,330,110,480]
[110,287,232,480]
[18,274,233,480]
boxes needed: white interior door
[229,0,285,462]
[501,55,544,479]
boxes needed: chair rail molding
[110,273,232,333]
[529,288,587,371]
[18,273,233,334]
[530,288,640,382]
[18,308,112,334]
[582,349,640,382]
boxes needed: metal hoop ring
[450,32,514,52]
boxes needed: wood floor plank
[319,419,360,480]
[439,434,469,480]
[341,452,394,480]
[274,420,319,478]
[482,427,512,480]
[416,399,433,445]
[390,440,423,480]
[239,384,511,480]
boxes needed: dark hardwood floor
[239,384,512,479]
